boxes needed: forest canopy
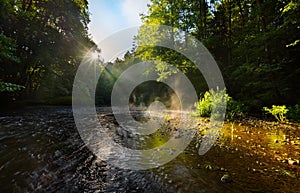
[132,0,300,111]
[1,0,299,113]
[0,0,95,104]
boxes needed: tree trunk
[256,0,282,101]
[227,0,232,66]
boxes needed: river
[0,106,299,192]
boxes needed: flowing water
[0,106,299,192]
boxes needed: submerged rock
[221,174,232,183]
[54,150,62,158]
[288,159,299,166]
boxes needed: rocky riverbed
[0,106,299,192]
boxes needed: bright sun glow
[90,52,99,60]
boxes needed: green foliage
[263,105,288,122]
[287,104,300,122]
[137,0,300,112]
[286,39,300,48]
[164,113,170,122]
[0,34,20,63]
[210,89,228,120]
[0,0,95,103]
[194,91,212,117]
[194,89,244,121]
[136,0,202,81]
[226,99,246,121]
[0,81,25,92]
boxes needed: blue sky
[87,0,150,61]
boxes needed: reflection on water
[0,106,299,192]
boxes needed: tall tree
[135,0,300,111]
[0,0,95,102]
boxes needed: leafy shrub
[194,89,244,121]
[194,91,212,117]
[287,104,300,122]
[226,99,246,121]
[263,105,288,122]
[0,81,25,92]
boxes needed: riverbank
[190,118,300,192]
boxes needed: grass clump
[263,105,288,122]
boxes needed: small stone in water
[54,150,62,157]
[288,159,299,166]
[221,174,232,183]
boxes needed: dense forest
[1,0,300,116]
[137,0,300,109]
[0,0,95,105]
[97,0,300,116]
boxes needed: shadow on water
[0,106,299,192]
